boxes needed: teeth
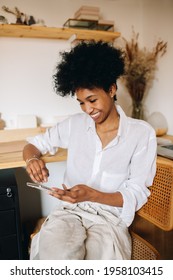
[91,112,99,117]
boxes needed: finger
[51,187,66,195]
[28,168,43,183]
[62,184,71,192]
[26,160,47,182]
[62,190,78,200]
[50,192,77,203]
[49,187,76,201]
[39,162,49,182]
[62,184,68,190]
[39,167,49,182]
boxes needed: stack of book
[63,6,114,31]
[74,6,100,21]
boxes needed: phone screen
[26,182,52,192]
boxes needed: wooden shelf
[0,24,120,42]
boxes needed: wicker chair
[137,158,173,231]
[131,158,173,259]
[30,158,173,260]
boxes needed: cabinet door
[0,235,19,260]
[0,210,16,236]
[0,187,15,210]
[0,169,23,259]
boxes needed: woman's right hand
[26,158,49,183]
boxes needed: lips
[90,111,101,121]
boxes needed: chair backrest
[137,158,173,231]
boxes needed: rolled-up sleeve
[27,118,71,155]
[119,130,157,226]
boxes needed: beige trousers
[30,203,132,260]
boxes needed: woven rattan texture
[137,163,173,231]
[131,232,160,260]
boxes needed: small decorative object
[16,115,37,128]
[28,15,36,25]
[0,15,8,24]
[0,114,5,130]
[2,6,24,24]
[74,6,100,21]
[147,112,168,136]
[1,5,40,26]
[122,30,167,119]
[63,18,114,31]
[63,5,114,31]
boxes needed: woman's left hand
[49,184,97,203]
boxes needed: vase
[131,101,144,119]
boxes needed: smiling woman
[76,87,120,148]
[23,41,157,260]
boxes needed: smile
[90,112,101,120]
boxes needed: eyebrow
[77,95,97,102]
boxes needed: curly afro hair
[53,41,125,97]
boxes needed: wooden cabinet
[0,169,23,260]
[0,24,120,42]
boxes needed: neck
[96,106,119,133]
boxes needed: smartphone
[26,182,53,192]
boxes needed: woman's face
[76,87,116,124]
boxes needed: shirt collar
[87,115,95,131]
[116,104,129,140]
[86,104,129,140]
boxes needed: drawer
[0,169,22,259]
[0,187,15,210]
[0,234,19,260]
[0,169,17,186]
[0,210,16,237]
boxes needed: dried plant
[2,5,40,25]
[122,31,167,107]
[2,5,24,24]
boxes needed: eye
[90,99,97,103]
[77,99,84,105]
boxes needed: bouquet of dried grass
[122,31,167,118]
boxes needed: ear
[109,84,117,98]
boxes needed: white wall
[142,0,173,134]
[1,0,172,133]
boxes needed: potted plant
[122,31,167,119]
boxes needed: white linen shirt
[27,105,157,226]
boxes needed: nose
[83,103,93,114]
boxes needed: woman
[23,41,157,260]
